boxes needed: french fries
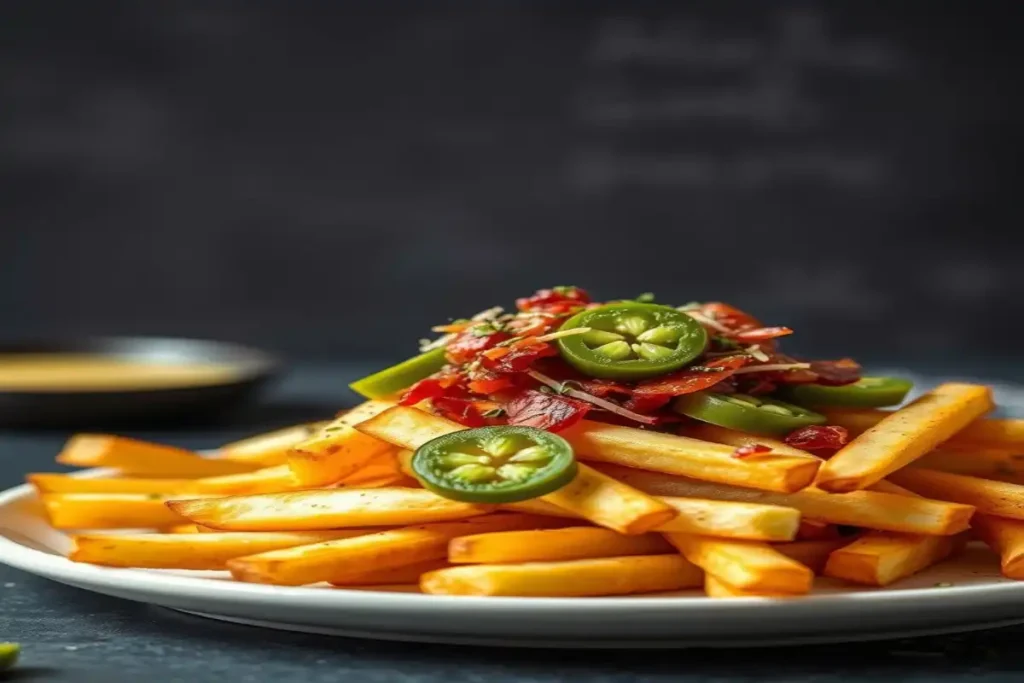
[704,575,793,598]
[186,465,300,496]
[774,539,853,575]
[28,474,193,495]
[600,464,973,536]
[57,435,256,478]
[972,515,1024,579]
[666,533,814,595]
[823,407,1024,452]
[823,532,962,586]
[287,410,395,487]
[168,487,490,531]
[329,558,452,586]
[421,555,704,597]
[228,514,560,585]
[816,383,994,493]
[559,420,820,493]
[915,448,1024,482]
[359,407,676,534]
[42,493,191,530]
[887,468,1024,520]
[218,422,327,467]
[70,530,375,569]
[448,527,672,564]
[656,496,800,542]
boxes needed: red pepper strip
[468,377,516,395]
[400,377,453,406]
[623,394,673,414]
[784,425,849,452]
[516,287,591,313]
[700,302,762,331]
[632,355,749,399]
[504,389,591,432]
[445,329,512,365]
[733,326,793,343]
[484,343,559,374]
[432,396,487,428]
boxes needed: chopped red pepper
[731,443,773,459]
[431,396,487,428]
[700,302,762,331]
[399,377,453,406]
[515,287,591,315]
[784,425,850,451]
[809,359,861,386]
[623,394,673,414]
[504,389,591,432]
[445,328,512,365]
[632,355,749,399]
[484,342,559,374]
[467,376,515,395]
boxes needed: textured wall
[1,1,1020,364]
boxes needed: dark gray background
[1,1,1020,368]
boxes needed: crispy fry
[823,531,963,586]
[329,558,452,586]
[703,575,794,598]
[339,450,408,488]
[42,493,190,529]
[542,464,677,535]
[186,465,300,496]
[359,407,675,534]
[218,422,327,467]
[823,407,1024,453]
[888,468,1024,520]
[27,474,193,495]
[559,420,820,493]
[666,533,814,595]
[448,526,672,564]
[816,383,994,493]
[795,519,841,541]
[168,487,490,531]
[287,413,394,487]
[773,539,853,574]
[229,514,559,585]
[600,464,973,536]
[914,448,1024,482]
[335,400,398,426]
[56,434,256,478]
[656,497,799,542]
[420,554,704,597]
[167,524,199,534]
[972,514,1024,579]
[70,530,374,569]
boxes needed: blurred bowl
[0,337,281,428]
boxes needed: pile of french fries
[26,382,1024,598]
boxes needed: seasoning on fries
[21,287,1024,599]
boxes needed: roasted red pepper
[504,389,591,432]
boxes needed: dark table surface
[3,361,1024,683]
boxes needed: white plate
[4,472,1024,647]
[3,375,1023,648]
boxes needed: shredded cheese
[733,363,811,374]
[747,345,770,362]
[526,370,657,425]
[681,310,732,334]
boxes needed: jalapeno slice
[556,303,707,380]
[673,391,826,436]
[349,347,448,399]
[411,425,577,503]
[781,377,913,408]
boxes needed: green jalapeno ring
[411,425,578,503]
[349,347,449,399]
[673,391,827,436]
[556,303,708,380]
[780,377,913,408]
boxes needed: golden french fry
[972,514,1024,579]
[421,554,704,597]
[816,383,994,493]
[186,465,300,496]
[329,558,452,586]
[168,487,490,531]
[795,519,841,542]
[42,493,190,529]
[27,474,193,495]
[600,464,973,536]
[666,533,813,595]
[704,575,794,598]
[558,420,820,493]
[888,468,1024,520]
[656,497,799,542]
[914,448,1024,482]
[70,530,374,569]
[823,408,1024,453]
[339,450,408,488]
[229,514,559,585]
[823,531,962,586]
[167,524,200,534]
[542,464,677,535]
[448,526,672,564]
[218,422,328,467]
[56,434,256,478]
[359,407,675,534]
[287,411,395,487]
[773,538,853,574]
